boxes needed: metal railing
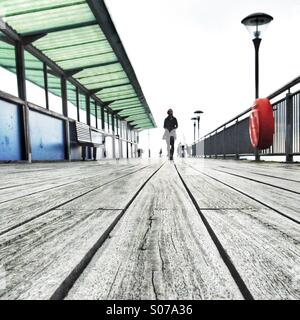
[191,76,300,162]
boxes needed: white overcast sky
[106,0,300,155]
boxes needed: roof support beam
[89,88,104,95]
[122,112,147,118]
[111,106,142,111]
[110,101,141,107]
[120,112,145,117]
[64,68,85,78]
[131,119,152,124]
[93,82,131,91]
[0,34,15,45]
[21,21,98,37]
[112,96,141,103]
[127,116,150,122]
[102,100,116,107]
[73,61,119,75]
[21,33,48,46]
[112,109,125,114]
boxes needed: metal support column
[86,95,92,159]
[95,101,98,129]
[76,87,80,122]
[16,42,31,162]
[101,106,106,158]
[61,77,71,161]
[285,92,294,162]
[126,124,129,159]
[43,63,49,110]
[111,112,116,159]
[86,95,91,126]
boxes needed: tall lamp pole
[241,13,273,160]
[194,110,204,140]
[241,13,273,99]
[191,117,197,142]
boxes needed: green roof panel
[0,0,156,129]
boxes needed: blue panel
[29,110,65,160]
[0,99,22,161]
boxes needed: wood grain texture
[0,162,142,200]
[0,160,162,300]
[67,163,243,300]
[0,162,152,235]
[206,160,300,193]
[0,209,122,300]
[1,158,299,300]
[176,161,300,299]
[183,160,300,222]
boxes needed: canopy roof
[0,0,156,129]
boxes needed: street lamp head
[241,12,273,39]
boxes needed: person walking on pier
[163,109,178,160]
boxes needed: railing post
[223,126,226,159]
[285,92,293,162]
[210,135,213,158]
[254,148,260,161]
[235,120,240,160]
[214,131,217,159]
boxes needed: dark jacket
[164,116,178,132]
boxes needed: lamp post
[194,110,204,140]
[241,13,273,99]
[242,13,273,161]
[191,117,197,142]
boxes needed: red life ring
[249,98,274,150]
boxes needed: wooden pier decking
[0,159,299,300]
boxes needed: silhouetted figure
[159,148,162,157]
[163,109,178,160]
[181,144,185,158]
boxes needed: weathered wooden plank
[0,163,142,202]
[216,168,299,193]
[0,161,163,300]
[0,163,151,235]
[61,165,162,211]
[185,162,300,223]
[202,160,300,192]
[174,164,261,210]
[0,209,122,300]
[0,161,141,190]
[195,158,300,181]
[67,163,243,300]
[201,208,300,300]
[176,161,300,299]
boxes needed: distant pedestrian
[181,144,185,158]
[163,109,178,160]
[159,148,162,157]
